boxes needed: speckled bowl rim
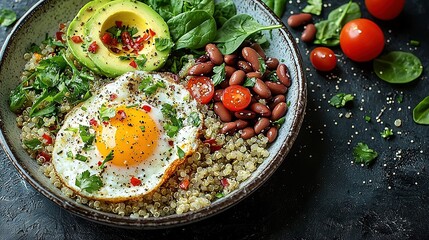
[0,0,306,229]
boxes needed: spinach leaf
[373,51,423,84]
[214,14,281,55]
[182,0,215,16]
[167,10,217,50]
[302,0,323,15]
[155,38,174,52]
[314,1,361,46]
[413,96,429,125]
[214,0,237,27]
[75,170,103,193]
[0,9,17,27]
[261,0,287,17]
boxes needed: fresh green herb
[187,112,201,127]
[99,150,114,169]
[243,77,257,87]
[214,14,282,54]
[167,10,217,50]
[0,9,17,27]
[139,75,166,95]
[314,1,361,46]
[155,38,174,52]
[267,71,279,82]
[65,127,79,133]
[161,103,184,137]
[353,142,378,166]
[135,54,148,70]
[118,55,132,61]
[364,116,371,122]
[258,57,267,75]
[215,192,224,198]
[76,154,89,162]
[99,105,116,121]
[373,51,423,84]
[413,96,429,125]
[27,43,42,54]
[140,126,146,132]
[211,63,225,86]
[261,0,287,17]
[213,0,236,27]
[410,40,420,46]
[23,139,42,150]
[67,151,74,159]
[9,84,28,113]
[79,125,95,146]
[273,117,285,126]
[302,0,323,15]
[75,170,103,193]
[329,93,354,108]
[177,146,185,159]
[380,128,394,139]
[106,25,138,42]
[397,95,403,103]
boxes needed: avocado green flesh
[66,0,112,74]
[84,0,171,77]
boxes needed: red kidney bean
[214,102,232,122]
[240,127,255,140]
[235,119,249,130]
[250,43,266,60]
[301,24,317,43]
[250,103,271,117]
[221,122,237,134]
[234,110,257,120]
[219,79,229,89]
[225,66,236,79]
[269,95,286,109]
[188,62,214,76]
[265,81,288,95]
[252,79,272,99]
[246,71,262,79]
[224,54,238,66]
[229,70,246,85]
[266,57,279,70]
[271,102,288,121]
[266,127,278,143]
[213,89,224,102]
[287,13,312,28]
[242,47,261,72]
[276,64,291,87]
[195,54,210,63]
[254,117,271,134]
[205,43,223,65]
[238,60,253,73]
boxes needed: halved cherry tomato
[339,18,385,62]
[309,47,337,71]
[365,0,405,20]
[221,85,252,111]
[187,76,215,104]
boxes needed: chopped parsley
[353,142,378,166]
[79,125,95,146]
[75,170,103,193]
[211,63,226,86]
[187,112,201,127]
[138,75,166,95]
[99,104,116,121]
[99,150,115,169]
[75,154,88,162]
[161,103,183,137]
[364,116,371,122]
[329,93,354,108]
[23,139,42,150]
[177,146,185,159]
[140,126,146,132]
[135,54,147,69]
[380,128,394,139]
[243,77,257,87]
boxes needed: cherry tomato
[221,85,252,111]
[187,76,215,104]
[309,47,337,71]
[339,18,385,62]
[365,0,405,20]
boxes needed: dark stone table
[1,0,428,239]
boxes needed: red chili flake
[220,178,229,187]
[101,32,113,45]
[89,118,98,127]
[117,110,127,121]
[179,178,190,190]
[130,177,142,186]
[109,93,118,101]
[56,31,64,42]
[142,105,151,112]
[149,29,156,37]
[103,121,109,126]
[71,36,83,43]
[97,161,102,166]
[115,21,122,28]
[59,23,66,30]
[129,60,137,68]
[88,41,99,53]
[37,151,51,164]
[42,133,53,145]
[168,140,174,146]
[203,139,222,153]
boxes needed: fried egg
[52,71,203,202]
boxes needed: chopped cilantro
[99,150,114,169]
[161,103,183,137]
[397,95,403,103]
[75,154,88,162]
[135,54,147,69]
[118,55,132,61]
[67,151,73,159]
[243,77,257,87]
[267,71,279,82]
[258,57,266,75]
[410,40,420,46]
[79,125,95,146]
[329,93,354,108]
[380,128,394,139]
[211,63,226,86]
[177,146,185,159]
[140,126,146,132]
[353,142,378,166]
[138,75,166,95]
[364,116,371,122]
[187,112,201,127]
[273,117,285,126]
[215,192,224,198]
[99,104,116,121]
[75,170,103,193]
[65,127,78,133]
[24,139,42,150]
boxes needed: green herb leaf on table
[413,96,429,125]
[302,0,323,15]
[75,170,103,193]
[0,9,17,27]
[353,142,378,166]
[373,51,423,84]
[380,128,394,139]
[329,93,354,108]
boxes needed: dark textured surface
[1,0,428,239]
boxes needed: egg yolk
[95,106,159,167]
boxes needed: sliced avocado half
[66,0,112,74]
[84,0,172,77]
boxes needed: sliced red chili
[130,176,142,186]
[179,178,190,190]
[168,140,174,146]
[97,161,102,166]
[142,105,152,112]
[149,29,156,37]
[88,41,99,53]
[71,36,83,44]
[42,133,53,145]
[129,60,137,68]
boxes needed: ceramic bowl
[0,0,306,228]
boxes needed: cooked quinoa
[15,39,271,218]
